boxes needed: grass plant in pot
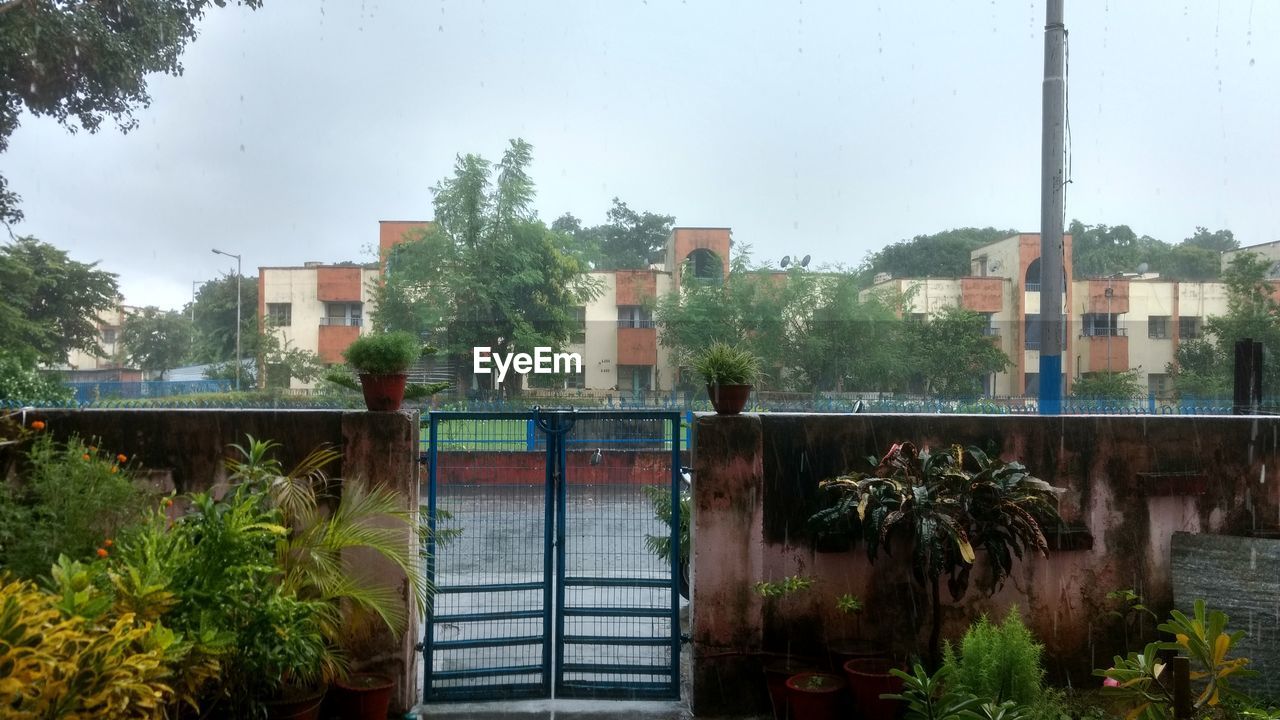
[692,341,761,415]
[341,331,423,411]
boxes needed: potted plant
[826,594,886,668]
[756,575,817,720]
[692,341,761,415]
[341,331,424,411]
[784,671,847,720]
[330,672,396,720]
[808,442,1063,668]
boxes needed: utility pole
[1039,0,1067,414]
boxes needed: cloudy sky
[5,0,1277,310]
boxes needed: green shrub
[342,331,423,375]
[0,431,145,579]
[942,607,1045,707]
[691,341,761,385]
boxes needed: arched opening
[685,248,723,283]
[1025,258,1041,291]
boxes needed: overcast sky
[6,0,1278,310]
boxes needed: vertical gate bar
[422,413,440,702]
[668,412,682,697]
[553,412,570,695]
[541,411,556,697]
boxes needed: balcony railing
[319,317,363,327]
[980,327,1000,337]
[1082,327,1127,337]
[1024,283,1041,292]
[617,320,656,329]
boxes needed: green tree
[1182,226,1238,253]
[0,351,72,403]
[372,139,600,391]
[0,237,118,364]
[0,0,263,226]
[1204,252,1280,392]
[186,273,259,364]
[655,249,909,393]
[903,305,1011,397]
[864,227,1018,281]
[120,306,194,379]
[1166,338,1228,399]
[1071,369,1143,401]
[1069,220,1169,279]
[552,198,675,270]
[256,324,323,389]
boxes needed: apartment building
[60,305,144,382]
[259,222,731,392]
[863,233,1232,398]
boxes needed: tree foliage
[120,306,193,379]
[553,198,675,270]
[372,139,600,390]
[185,273,259,364]
[1167,252,1280,398]
[0,0,263,226]
[864,227,1019,280]
[1070,221,1235,282]
[0,236,118,364]
[0,351,72,403]
[903,305,1011,397]
[1071,369,1143,402]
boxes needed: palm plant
[227,436,429,656]
[808,442,1062,667]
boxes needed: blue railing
[65,380,233,404]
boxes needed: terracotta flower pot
[330,673,395,720]
[358,373,408,412]
[706,383,752,415]
[764,657,819,720]
[842,658,904,720]
[263,685,325,720]
[784,671,847,720]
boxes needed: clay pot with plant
[826,593,886,668]
[340,331,426,411]
[692,342,761,415]
[807,442,1063,669]
[784,671,847,720]
[755,575,817,720]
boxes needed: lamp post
[211,249,242,391]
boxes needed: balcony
[1081,327,1127,337]
[1024,283,1041,292]
[981,327,1001,337]
[320,316,363,327]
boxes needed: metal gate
[422,409,683,702]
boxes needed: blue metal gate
[422,410,682,702]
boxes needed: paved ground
[419,481,689,712]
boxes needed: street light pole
[211,249,242,391]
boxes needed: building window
[322,302,363,327]
[1148,316,1170,339]
[980,313,999,336]
[1082,313,1124,337]
[1025,314,1040,350]
[909,312,928,324]
[571,306,586,344]
[1148,372,1171,398]
[1179,316,1202,339]
[617,306,653,329]
[101,328,117,344]
[267,303,292,327]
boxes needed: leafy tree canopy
[902,304,1011,397]
[1071,369,1143,401]
[0,236,118,364]
[185,273,259,364]
[863,227,1019,281]
[0,0,263,226]
[553,198,675,270]
[1070,221,1236,281]
[372,139,601,390]
[120,306,193,379]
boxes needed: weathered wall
[691,413,1280,717]
[16,409,423,713]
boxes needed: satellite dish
[800,254,811,268]
[780,255,791,268]
[1137,262,1149,274]
[989,260,1002,272]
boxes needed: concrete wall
[18,409,423,713]
[690,413,1280,717]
